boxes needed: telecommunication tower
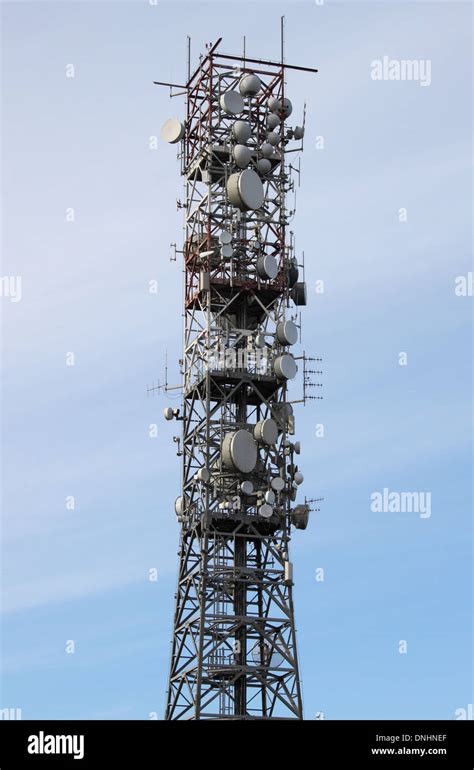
[156,31,318,720]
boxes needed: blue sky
[0,0,472,719]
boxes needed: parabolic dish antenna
[274,354,298,381]
[259,503,273,519]
[256,158,271,175]
[219,230,232,245]
[161,118,185,144]
[254,418,278,446]
[221,244,233,258]
[271,477,285,492]
[239,73,261,97]
[233,144,252,169]
[240,480,254,496]
[222,429,258,473]
[293,125,305,140]
[256,254,278,280]
[291,282,307,306]
[227,169,264,211]
[174,496,187,516]
[267,97,281,114]
[260,142,274,159]
[267,113,280,131]
[276,319,298,346]
[220,90,244,115]
[232,120,252,143]
[281,98,293,117]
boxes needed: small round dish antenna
[271,477,285,492]
[281,98,293,117]
[222,430,258,473]
[239,73,261,97]
[267,114,280,130]
[256,158,271,175]
[240,480,254,495]
[254,418,278,446]
[232,120,252,143]
[276,319,298,346]
[260,142,274,159]
[233,144,252,169]
[219,230,232,245]
[274,354,298,381]
[220,91,244,115]
[268,97,281,114]
[161,118,185,144]
[256,254,278,280]
[227,169,264,211]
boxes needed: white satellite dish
[259,503,273,519]
[294,471,304,485]
[221,244,233,258]
[276,319,298,346]
[239,73,261,97]
[293,126,305,140]
[222,429,258,473]
[233,144,252,169]
[227,169,264,211]
[254,418,278,446]
[196,467,210,483]
[256,158,271,175]
[274,354,297,381]
[256,254,278,280]
[260,142,274,159]
[266,132,280,147]
[271,477,285,492]
[267,114,280,131]
[264,490,276,505]
[163,407,174,421]
[240,480,254,496]
[161,118,185,144]
[232,120,252,143]
[219,230,232,245]
[220,91,244,115]
[268,97,281,114]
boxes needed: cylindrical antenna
[280,16,285,65]
[187,35,191,81]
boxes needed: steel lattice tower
[156,35,318,720]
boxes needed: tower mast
[157,37,318,720]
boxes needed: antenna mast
[156,33,318,720]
